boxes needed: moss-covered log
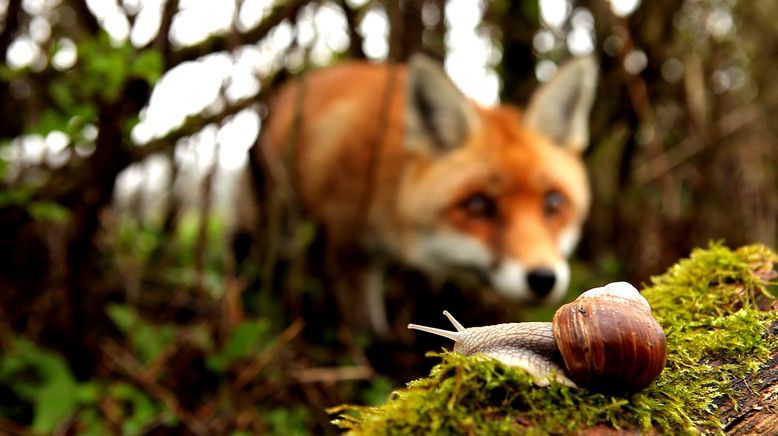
[330,244,778,434]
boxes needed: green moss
[330,243,778,434]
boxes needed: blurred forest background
[0,0,776,434]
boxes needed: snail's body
[411,317,575,386]
[408,282,667,392]
[456,323,574,387]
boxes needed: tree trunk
[720,323,778,434]
[387,0,425,61]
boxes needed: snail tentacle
[407,323,462,342]
[406,309,468,340]
[442,310,466,332]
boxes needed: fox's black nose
[527,268,556,297]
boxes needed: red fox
[237,55,597,336]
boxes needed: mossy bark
[719,346,778,434]
[330,244,778,434]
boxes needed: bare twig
[169,0,309,68]
[291,365,374,384]
[234,319,305,389]
[193,139,219,297]
[299,379,340,432]
[634,104,763,184]
[608,20,665,158]
[102,340,210,435]
[0,0,22,56]
[0,415,30,435]
[129,98,259,162]
[151,0,180,63]
[336,0,367,59]
[68,0,101,35]
[221,276,247,332]
[683,53,710,133]
[139,338,180,382]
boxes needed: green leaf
[29,201,70,222]
[29,109,70,135]
[75,382,100,404]
[79,35,132,102]
[107,304,137,333]
[133,322,175,363]
[0,189,32,207]
[109,382,162,435]
[264,406,310,436]
[187,323,215,351]
[106,304,176,363]
[131,49,164,83]
[0,339,79,434]
[206,319,270,372]
[49,81,76,111]
[0,193,68,223]
[33,363,78,433]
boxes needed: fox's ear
[406,54,477,154]
[524,56,598,153]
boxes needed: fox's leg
[364,261,390,338]
[328,246,391,339]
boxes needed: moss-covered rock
[330,244,778,434]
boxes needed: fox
[235,54,597,336]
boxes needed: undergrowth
[330,243,778,434]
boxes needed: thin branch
[336,0,366,59]
[0,416,31,435]
[68,0,101,35]
[634,104,764,185]
[38,90,266,206]
[129,97,259,162]
[152,0,180,63]
[291,365,374,384]
[122,3,139,31]
[193,140,218,297]
[0,0,23,139]
[234,319,305,389]
[169,0,309,68]
[0,0,22,56]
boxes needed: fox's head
[398,55,597,305]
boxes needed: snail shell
[408,282,667,392]
[552,282,667,391]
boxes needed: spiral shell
[552,281,667,391]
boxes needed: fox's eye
[460,193,497,219]
[544,190,565,216]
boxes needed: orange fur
[250,56,597,334]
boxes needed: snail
[408,281,667,392]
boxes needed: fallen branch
[291,365,374,385]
